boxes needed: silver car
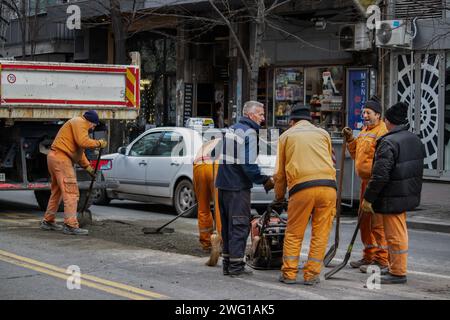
[95,127,277,217]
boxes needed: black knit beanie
[83,110,100,125]
[385,102,408,125]
[364,96,382,114]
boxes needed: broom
[206,161,221,266]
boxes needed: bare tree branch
[208,0,252,74]
[265,0,291,15]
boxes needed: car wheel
[92,187,111,206]
[173,179,197,218]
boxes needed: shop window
[306,66,344,135]
[274,68,304,127]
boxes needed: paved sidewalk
[407,181,450,233]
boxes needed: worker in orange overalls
[193,138,222,251]
[274,104,337,286]
[39,110,107,236]
[342,96,389,273]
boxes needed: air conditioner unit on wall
[375,20,412,49]
[339,23,372,51]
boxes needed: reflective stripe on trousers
[378,212,409,276]
[359,180,389,266]
[281,186,336,281]
[218,189,251,272]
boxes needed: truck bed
[0,60,139,120]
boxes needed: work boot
[303,276,320,286]
[380,273,407,284]
[229,268,253,277]
[278,275,297,284]
[63,224,89,236]
[360,261,389,275]
[40,220,63,231]
[222,258,230,276]
[223,263,230,276]
[350,258,371,269]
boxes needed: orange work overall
[193,160,221,250]
[360,180,389,266]
[376,212,408,276]
[281,186,336,281]
[43,149,80,228]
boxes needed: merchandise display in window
[274,68,304,127]
[306,67,344,136]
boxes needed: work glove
[98,139,108,149]
[361,199,375,214]
[263,177,275,194]
[85,166,96,178]
[342,127,354,142]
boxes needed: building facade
[2,0,449,181]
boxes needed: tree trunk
[110,0,127,64]
[109,0,128,152]
[29,0,40,60]
[249,0,265,101]
[20,0,26,59]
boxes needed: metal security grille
[396,53,440,170]
[395,0,443,19]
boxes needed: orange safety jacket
[347,121,388,180]
[274,120,336,201]
[51,116,101,169]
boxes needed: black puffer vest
[364,126,425,214]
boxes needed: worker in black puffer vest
[362,101,425,284]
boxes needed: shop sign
[183,83,194,125]
[347,69,368,134]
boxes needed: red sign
[7,73,16,84]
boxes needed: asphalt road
[0,191,449,300]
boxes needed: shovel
[325,205,363,280]
[77,148,103,228]
[323,136,347,267]
[142,202,198,234]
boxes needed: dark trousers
[218,189,251,272]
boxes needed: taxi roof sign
[185,117,215,128]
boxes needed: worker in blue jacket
[216,100,275,277]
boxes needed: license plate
[0,173,5,182]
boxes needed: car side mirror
[118,146,127,155]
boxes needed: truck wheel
[34,190,62,212]
[34,189,94,213]
[173,179,197,218]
